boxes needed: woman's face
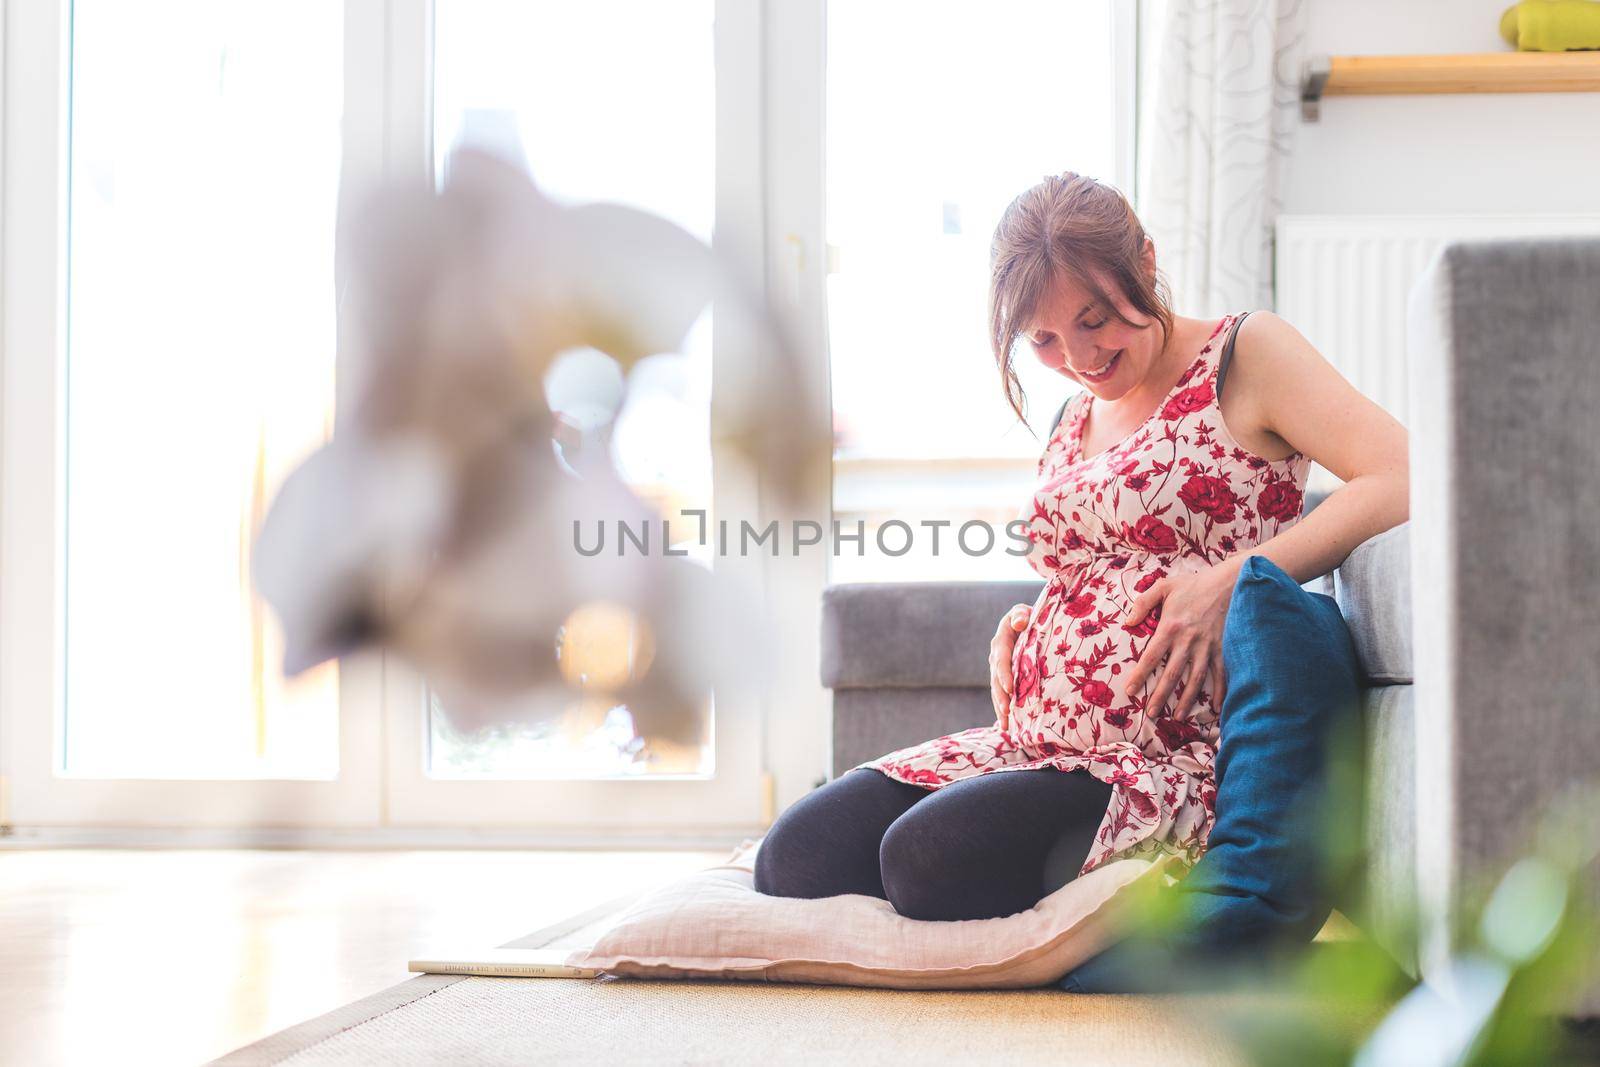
[1023,262,1160,402]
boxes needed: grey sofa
[821,235,1600,1007]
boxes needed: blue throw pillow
[1059,554,1365,993]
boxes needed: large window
[63,0,344,778]
[0,0,1133,832]
[826,0,1125,582]
[426,0,717,780]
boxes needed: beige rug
[213,889,1372,1066]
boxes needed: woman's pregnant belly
[1008,555,1219,759]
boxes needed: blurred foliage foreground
[1104,725,1600,1067]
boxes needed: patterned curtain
[1136,0,1309,316]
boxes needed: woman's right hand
[990,603,1032,733]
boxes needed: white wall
[1284,0,1600,215]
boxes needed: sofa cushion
[820,581,1043,689]
[1333,522,1412,684]
[1060,555,1365,992]
[1355,684,1417,973]
[831,688,989,778]
[573,837,1178,989]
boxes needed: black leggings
[752,767,1114,921]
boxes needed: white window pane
[429,0,715,779]
[63,1,343,778]
[827,0,1117,582]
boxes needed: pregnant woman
[753,172,1408,922]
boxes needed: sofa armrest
[1333,523,1413,686]
[1409,234,1600,1003]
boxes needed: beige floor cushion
[570,837,1179,990]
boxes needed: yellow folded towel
[1500,0,1600,51]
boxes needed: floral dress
[853,313,1311,875]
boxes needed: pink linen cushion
[570,836,1179,990]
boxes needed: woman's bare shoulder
[1226,309,1408,480]
[1231,310,1357,406]
[1218,310,1303,459]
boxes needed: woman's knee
[752,795,826,898]
[877,808,991,921]
[877,770,1114,920]
[753,769,919,900]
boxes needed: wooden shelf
[1300,51,1600,120]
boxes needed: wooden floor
[0,847,727,1066]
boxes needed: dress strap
[1048,397,1071,437]
[1215,311,1253,400]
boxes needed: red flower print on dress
[1121,606,1160,637]
[1156,716,1203,750]
[1127,789,1160,820]
[1124,472,1151,492]
[1161,381,1213,420]
[1103,705,1134,729]
[1013,649,1041,703]
[1062,589,1096,617]
[1258,481,1304,522]
[1079,678,1114,708]
[1125,515,1177,554]
[1177,474,1239,524]
[1134,568,1168,593]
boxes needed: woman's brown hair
[987,172,1174,426]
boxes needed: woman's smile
[1074,350,1123,383]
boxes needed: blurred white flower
[253,147,814,744]
[252,432,451,675]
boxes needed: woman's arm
[1203,309,1409,586]
[1121,310,1409,717]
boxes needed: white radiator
[1273,214,1600,428]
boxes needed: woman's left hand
[1120,564,1237,720]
